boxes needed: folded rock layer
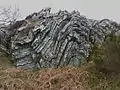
[0,8,120,69]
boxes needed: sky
[0,0,120,22]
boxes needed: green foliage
[90,35,120,73]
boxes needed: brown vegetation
[0,57,90,90]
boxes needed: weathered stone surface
[0,8,120,69]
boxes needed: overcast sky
[0,0,120,22]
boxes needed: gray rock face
[0,8,120,69]
[0,26,10,56]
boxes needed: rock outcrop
[0,8,120,69]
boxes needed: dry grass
[0,58,120,90]
[0,57,91,90]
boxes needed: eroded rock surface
[0,8,120,69]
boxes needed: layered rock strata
[0,8,120,69]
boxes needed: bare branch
[0,6,21,27]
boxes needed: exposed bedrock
[0,8,120,69]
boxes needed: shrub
[90,36,120,73]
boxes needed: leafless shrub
[0,6,21,55]
[0,6,21,27]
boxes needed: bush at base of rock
[90,36,120,73]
